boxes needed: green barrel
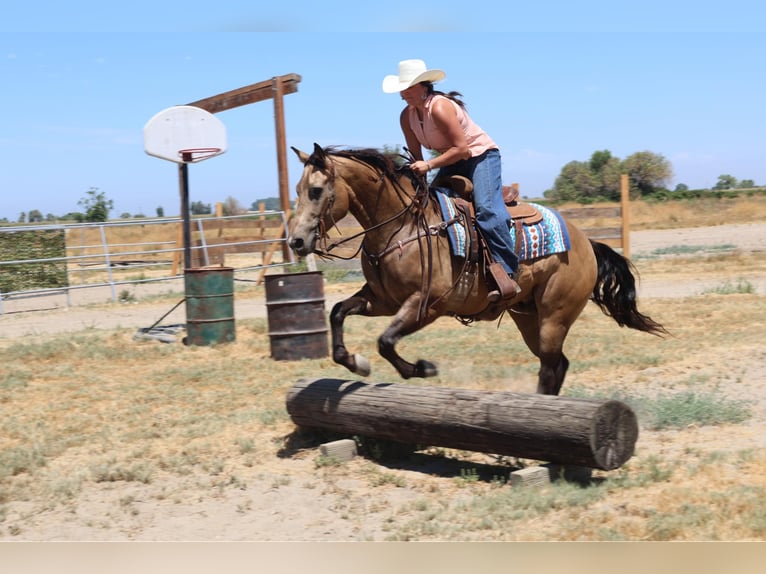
[265,271,329,361]
[184,267,236,346]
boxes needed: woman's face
[400,83,428,107]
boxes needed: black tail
[590,240,668,336]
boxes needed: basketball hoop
[143,106,227,164]
[178,147,223,163]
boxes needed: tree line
[4,149,762,224]
[543,149,760,203]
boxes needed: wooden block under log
[319,439,358,463]
[286,378,639,471]
[509,466,551,487]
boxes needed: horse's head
[288,143,349,256]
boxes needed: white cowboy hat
[382,59,446,93]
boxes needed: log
[286,378,639,470]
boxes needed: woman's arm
[399,108,423,161]
[428,97,471,169]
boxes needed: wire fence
[0,211,292,314]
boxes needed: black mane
[324,147,418,187]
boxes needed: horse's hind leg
[378,294,440,379]
[510,309,572,396]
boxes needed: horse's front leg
[378,294,440,379]
[329,286,379,377]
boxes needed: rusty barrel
[265,271,329,361]
[184,266,236,346]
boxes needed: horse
[287,144,666,395]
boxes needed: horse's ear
[291,146,310,164]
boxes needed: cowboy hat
[382,59,446,93]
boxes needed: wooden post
[620,174,631,258]
[286,378,639,470]
[171,221,183,276]
[272,76,292,263]
[186,74,302,268]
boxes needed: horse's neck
[341,169,417,232]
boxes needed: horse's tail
[590,240,668,336]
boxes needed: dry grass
[556,193,766,231]
[1,197,765,541]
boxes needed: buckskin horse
[288,144,666,395]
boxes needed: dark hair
[420,82,466,109]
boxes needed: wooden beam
[187,74,302,114]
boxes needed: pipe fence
[0,211,291,314]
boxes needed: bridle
[303,151,465,322]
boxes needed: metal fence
[0,212,291,314]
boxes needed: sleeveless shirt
[407,94,498,157]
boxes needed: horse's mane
[323,147,419,188]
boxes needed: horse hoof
[415,359,438,378]
[353,354,371,377]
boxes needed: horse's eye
[308,187,324,201]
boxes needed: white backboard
[143,105,227,164]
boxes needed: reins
[313,150,466,324]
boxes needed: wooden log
[286,378,639,470]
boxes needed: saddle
[433,176,520,301]
[434,176,544,257]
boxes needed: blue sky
[2,3,764,220]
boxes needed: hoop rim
[178,147,223,163]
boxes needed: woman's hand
[411,159,431,176]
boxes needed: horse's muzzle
[288,235,314,256]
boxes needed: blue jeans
[436,149,519,274]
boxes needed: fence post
[100,224,117,302]
[196,218,210,267]
[620,174,631,259]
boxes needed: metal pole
[99,224,117,302]
[179,160,192,270]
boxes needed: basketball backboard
[143,105,227,164]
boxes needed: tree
[674,183,689,192]
[77,187,114,222]
[190,201,212,215]
[28,209,43,223]
[221,196,247,216]
[621,151,673,197]
[61,212,84,222]
[546,151,622,202]
[156,206,165,218]
[712,174,737,190]
[738,179,755,189]
[546,149,673,201]
[546,161,598,201]
[589,149,613,173]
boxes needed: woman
[382,59,520,302]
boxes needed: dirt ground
[1,222,765,541]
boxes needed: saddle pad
[434,192,570,262]
[434,189,467,258]
[509,203,571,261]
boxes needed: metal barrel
[184,266,236,346]
[264,271,329,361]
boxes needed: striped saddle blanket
[434,190,571,262]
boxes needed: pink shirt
[407,94,498,157]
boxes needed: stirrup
[487,262,521,302]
